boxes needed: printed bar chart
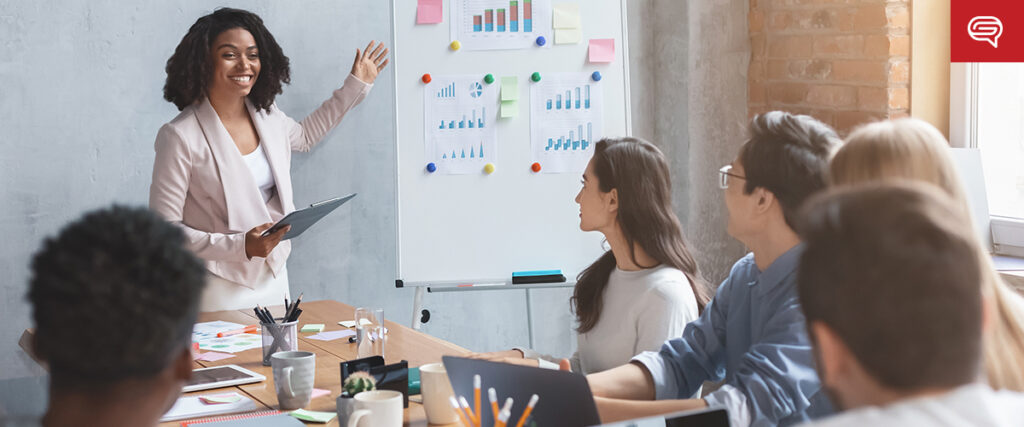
[545,85,590,110]
[472,0,533,33]
[437,82,456,98]
[544,123,592,151]
[438,108,487,130]
[454,0,550,50]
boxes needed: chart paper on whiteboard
[423,74,500,174]
[530,72,604,173]
[450,0,552,50]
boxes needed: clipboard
[261,193,356,240]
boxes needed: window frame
[950,63,1024,256]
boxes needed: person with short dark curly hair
[150,8,388,310]
[27,206,206,427]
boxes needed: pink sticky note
[311,388,331,399]
[588,39,616,63]
[197,352,236,362]
[417,0,443,24]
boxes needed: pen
[450,396,473,427]
[217,325,258,337]
[287,293,304,322]
[514,394,538,427]
[488,388,499,423]
[456,282,505,288]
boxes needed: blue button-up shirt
[633,244,833,426]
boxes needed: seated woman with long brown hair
[473,137,710,374]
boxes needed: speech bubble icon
[968,16,1003,48]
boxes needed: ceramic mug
[419,363,458,424]
[347,390,403,427]
[271,351,316,410]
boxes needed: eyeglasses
[719,165,746,189]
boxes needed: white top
[242,144,276,203]
[520,264,699,374]
[798,384,1024,427]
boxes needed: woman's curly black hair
[164,8,290,112]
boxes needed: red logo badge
[952,1,1024,62]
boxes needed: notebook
[160,392,262,422]
[180,410,304,426]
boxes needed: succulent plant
[342,371,376,397]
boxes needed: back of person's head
[572,137,709,333]
[797,182,983,396]
[831,118,969,212]
[28,205,206,390]
[829,118,1024,392]
[739,111,840,229]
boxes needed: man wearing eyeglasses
[585,111,841,427]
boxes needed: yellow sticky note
[501,76,518,101]
[501,100,518,118]
[555,28,582,44]
[553,3,581,29]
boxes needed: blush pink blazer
[150,74,371,288]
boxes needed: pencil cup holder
[261,320,298,366]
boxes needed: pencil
[459,396,478,427]
[514,394,539,427]
[496,407,511,427]
[489,388,499,423]
[450,396,473,427]
[474,375,481,427]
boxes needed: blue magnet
[591,71,602,81]
[426,162,437,173]
[536,36,546,46]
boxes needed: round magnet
[536,36,547,46]
[531,72,542,82]
[450,40,462,51]
[426,162,437,173]
[484,74,495,84]
[484,163,496,174]
[531,162,542,172]
[422,74,432,83]
[591,71,602,81]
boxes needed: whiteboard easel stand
[398,280,575,349]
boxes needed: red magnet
[531,162,542,172]
[422,74,432,83]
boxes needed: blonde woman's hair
[831,118,1024,391]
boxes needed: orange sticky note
[417,0,443,24]
[589,39,615,63]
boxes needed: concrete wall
[629,0,750,284]
[0,1,751,386]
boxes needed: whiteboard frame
[390,0,632,287]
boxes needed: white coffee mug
[419,363,458,424]
[347,390,403,427]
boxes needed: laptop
[442,356,601,427]
[598,408,730,427]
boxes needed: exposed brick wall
[748,0,911,135]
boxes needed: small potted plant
[337,371,376,422]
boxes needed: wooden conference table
[161,300,470,427]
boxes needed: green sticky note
[290,409,337,423]
[501,76,518,101]
[301,324,325,333]
[501,100,518,118]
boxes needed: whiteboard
[391,0,631,285]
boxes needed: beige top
[149,74,371,288]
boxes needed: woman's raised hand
[350,40,389,84]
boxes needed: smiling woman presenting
[150,8,388,311]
